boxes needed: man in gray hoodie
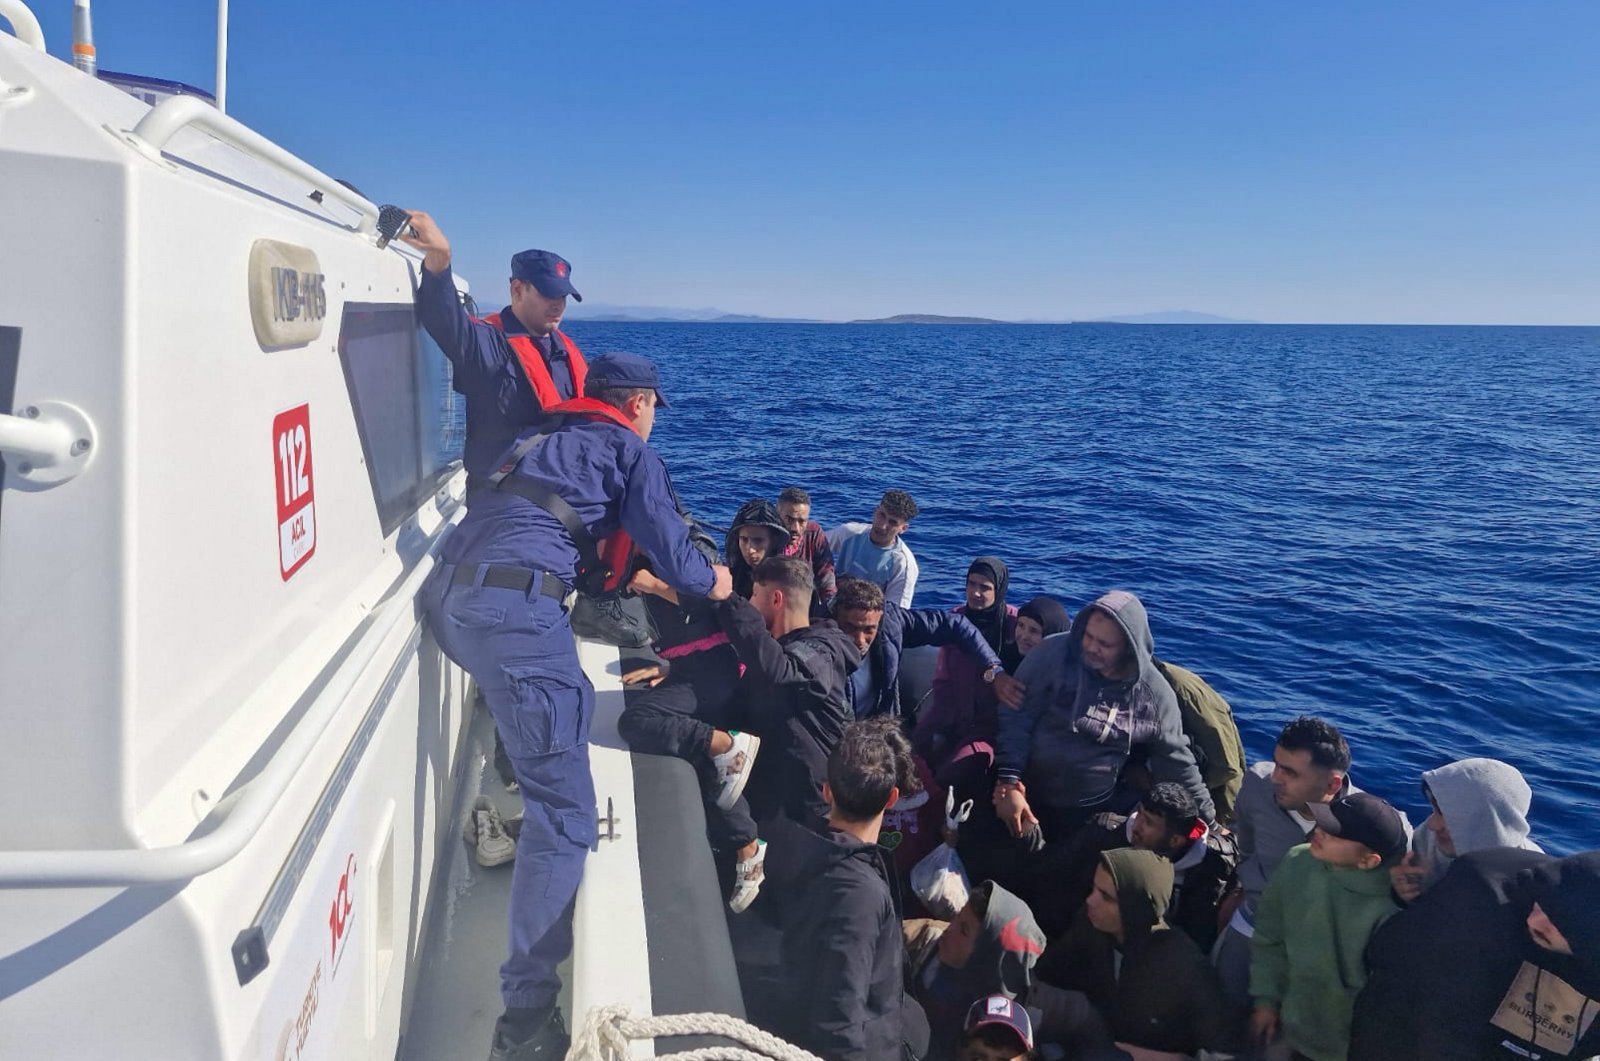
[1391,756,1541,904]
[991,590,1214,836]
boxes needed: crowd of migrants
[400,222,1598,1061]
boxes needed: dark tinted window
[337,303,462,535]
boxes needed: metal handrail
[0,502,464,887]
[125,95,379,235]
[0,0,45,51]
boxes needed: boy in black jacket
[717,555,861,833]
[768,718,930,1061]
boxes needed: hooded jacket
[1352,848,1600,1061]
[904,881,1046,1061]
[767,818,908,1061]
[995,590,1214,822]
[1035,848,1227,1055]
[1049,810,1241,951]
[726,499,793,599]
[717,595,861,829]
[1412,758,1542,893]
[1250,844,1399,1061]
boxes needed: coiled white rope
[565,1004,826,1061]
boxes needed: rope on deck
[567,1004,826,1061]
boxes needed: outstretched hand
[706,564,734,601]
[397,209,451,273]
[622,662,669,688]
[993,671,1026,709]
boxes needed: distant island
[847,313,1010,325]
[1085,310,1256,325]
[566,303,1256,325]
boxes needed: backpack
[1154,658,1247,824]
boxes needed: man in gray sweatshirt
[1391,756,1542,904]
[991,590,1213,839]
[1210,715,1411,1051]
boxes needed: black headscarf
[964,555,1011,654]
[726,499,792,598]
[1006,595,1072,671]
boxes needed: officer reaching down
[401,209,589,491]
[421,351,733,1061]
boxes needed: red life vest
[490,395,642,594]
[475,312,588,408]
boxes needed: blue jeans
[423,563,597,1012]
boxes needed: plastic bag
[909,788,974,919]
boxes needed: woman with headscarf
[1005,596,1071,671]
[913,557,1018,793]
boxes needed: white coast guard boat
[0,6,742,1058]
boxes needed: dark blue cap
[586,352,669,407]
[511,249,582,302]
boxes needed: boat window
[336,303,463,535]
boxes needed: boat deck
[399,637,745,1061]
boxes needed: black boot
[488,1007,569,1061]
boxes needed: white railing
[0,0,45,51]
[125,95,379,236]
[0,501,464,888]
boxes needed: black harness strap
[489,425,609,591]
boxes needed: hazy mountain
[848,313,1010,325]
[1087,310,1257,324]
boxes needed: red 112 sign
[272,404,317,580]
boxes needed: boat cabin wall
[0,37,465,855]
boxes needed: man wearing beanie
[1249,791,1409,1061]
[1352,848,1600,1060]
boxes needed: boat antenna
[215,0,228,111]
[71,0,95,75]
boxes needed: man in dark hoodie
[1032,848,1227,1058]
[718,555,862,832]
[833,577,1024,723]
[1033,782,1240,947]
[976,591,1212,894]
[767,718,930,1061]
[903,880,1046,1061]
[1351,848,1600,1061]
[726,499,793,599]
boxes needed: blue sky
[20,1,1600,323]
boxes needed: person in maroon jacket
[777,486,839,617]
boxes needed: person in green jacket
[1249,792,1409,1061]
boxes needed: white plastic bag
[909,788,974,918]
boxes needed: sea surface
[561,322,1599,855]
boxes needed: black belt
[451,563,569,601]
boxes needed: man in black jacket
[767,719,930,1061]
[1351,848,1600,1061]
[832,577,1024,722]
[717,556,861,833]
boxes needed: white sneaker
[728,840,767,913]
[470,796,516,868]
[711,731,760,811]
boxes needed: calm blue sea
[562,322,1600,855]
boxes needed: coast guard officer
[402,210,589,493]
[422,352,734,1061]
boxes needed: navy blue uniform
[423,414,714,1014]
[416,264,579,484]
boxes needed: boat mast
[215,0,227,111]
[70,0,94,75]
